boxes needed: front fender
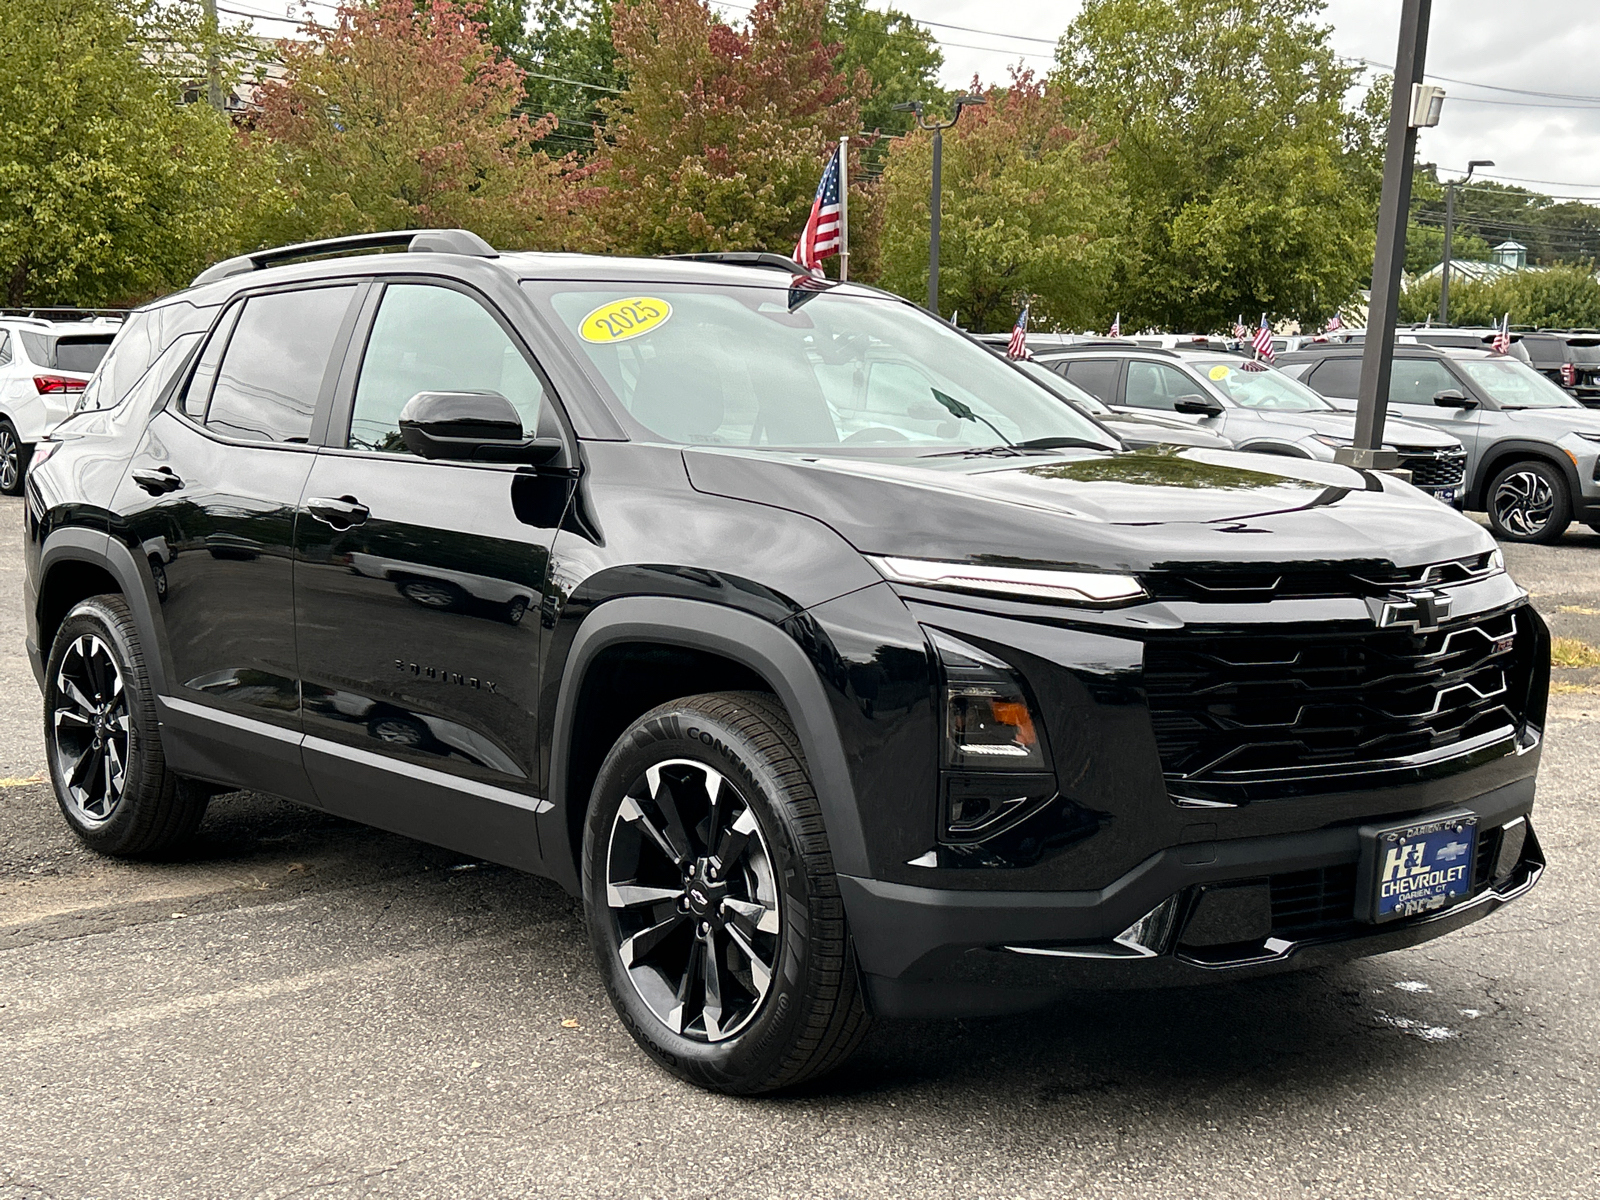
[541,595,875,892]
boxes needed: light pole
[1440,158,1493,325]
[892,94,987,316]
[1343,0,1444,468]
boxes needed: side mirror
[1432,389,1478,409]
[1173,394,1224,416]
[398,391,562,464]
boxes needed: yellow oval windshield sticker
[580,297,672,343]
[1208,364,1232,381]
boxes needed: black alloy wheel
[0,420,25,495]
[1487,459,1571,544]
[45,595,209,855]
[583,692,869,1094]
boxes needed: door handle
[306,495,370,529]
[131,466,183,495]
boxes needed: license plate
[1435,488,1457,505]
[1356,812,1478,923]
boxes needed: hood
[1102,416,1233,449]
[1489,404,1600,437]
[1232,408,1459,449]
[683,446,1493,573]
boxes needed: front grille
[1397,448,1467,489]
[1149,552,1499,603]
[1270,865,1357,936]
[1144,609,1534,797]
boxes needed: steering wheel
[843,427,910,444]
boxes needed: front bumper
[842,776,1541,1018]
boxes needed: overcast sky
[912,0,1600,203]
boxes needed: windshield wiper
[929,387,1015,446]
[921,438,1116,459]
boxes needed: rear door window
[1061,359,1121,403]
[1306,357,1362,398]
[204,287,357,444]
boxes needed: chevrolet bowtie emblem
[1373,588,1453,632]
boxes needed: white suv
[0,317,119,493]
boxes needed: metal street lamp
[892,94,987,316]
[1440,159,1494,324]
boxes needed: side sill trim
[160,695,552,814]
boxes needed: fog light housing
[930,631,1049,772]
[941,773,1056,841]
[1494,817,1527,882]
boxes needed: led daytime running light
[870,556,1145,605]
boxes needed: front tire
[1487,459,1571,543]
[0,419,27,495]
[583,692,869,1094]
[45,595,208,855]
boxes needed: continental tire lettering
[684,726,758,788]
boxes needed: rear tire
[0,420,26,495]
[44,595,208,855]
[583,691,869,1094]
[1487,459,1571,544]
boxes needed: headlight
[869,556,1145,606]
[929,631,1055,841]
[1574,432,1600,444]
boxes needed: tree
[0,0,258,305]
[592,0,866,257]
[250,0,599,250]
[824,0,945,141]
[1055,0,1381,331]
[1399,263,1600,328]
[523,0,620,151]
[1412,178,1600,267]
[875,71,1125,331]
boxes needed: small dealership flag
[1325,313,1344,333]
[1492,313,1511,356]
[1233,315,1249,341]
[794,146,843,274]
[1252,314,1276,363]
[1008,304,1030,359]
[1109,312,1121,338]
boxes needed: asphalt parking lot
[3,496,1599,1200]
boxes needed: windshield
[1455,357,1581,408]
[1014,359,1113,414]
[529,281,1118,451]
[1567,341,1600,365]
[1198,359,1330,411]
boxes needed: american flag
[1109,312,1121,338]
[1007,304,1030,359]
[1491,313,1511,355]
[1233,315,1249,341]
[1325,313,1344,333]
[794,146,843,274]
[1252,314,1276,363]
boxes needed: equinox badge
[1372,589,1453,633]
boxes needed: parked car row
[0,313,120,494]
[19,236,1552,1093]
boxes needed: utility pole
[202,0,224,112]
[1440,158,1493,325]
[1342,0,1444,468]
[892,94,987,317]
[838,134,850,283]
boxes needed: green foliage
[250,0,598,250]
[1413,178,1600,266]
[1404,221,1491,275]
[523,0,620,146]
[0,0,260,305]
[1055,0,1381,332]
[1399,263,1600,328]
[592,0,865,256]
[824,0,945,141]
[875,72,1125,331]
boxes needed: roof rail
[666,251,814,276]
[191,228,497,288]
[1033,342,1182,359]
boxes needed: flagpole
[837,136,850,283]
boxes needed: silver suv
[1033,346,1468,504]
[1278,344,1600,543]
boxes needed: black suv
[1520,331,1600,407]
[25,231,1548,1094]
